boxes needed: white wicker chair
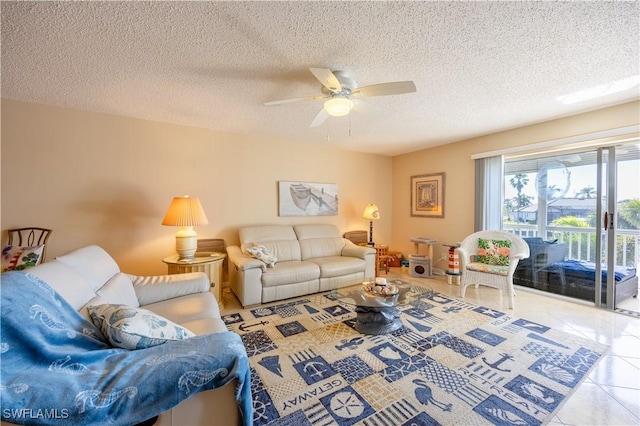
[458,230,529,309]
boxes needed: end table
[163,252,226,305]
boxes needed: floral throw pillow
[88,304,195,350]
[246,244,278,267]
[476,238,512,266]
[1,245,44,272]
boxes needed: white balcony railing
[504,223,640,268]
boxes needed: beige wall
[391,101,640,270]
[3,99,638,276]
[1,100,393,275]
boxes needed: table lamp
[162,195,209,260]
[362,204,380,247]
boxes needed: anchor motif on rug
[482,352,514,372]
[336,337,364,351]
[238,320,269,332]
[302,361,331,382]
[413,379,452,412]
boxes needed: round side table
[163,252,226,304]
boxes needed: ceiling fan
[264,68,417,127]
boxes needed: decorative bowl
[362,280,398,296]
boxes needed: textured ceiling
[2,1,639,156]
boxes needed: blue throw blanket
[1,272,252,425]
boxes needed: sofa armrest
[155,380,240,426]
[341,242,376,260]
[129,272,210,306]
[227,245,266,271]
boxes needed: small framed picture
[411,173,445,218]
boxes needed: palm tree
[619,199,640,230]
[509,173,529,195]
[515,193,533,209]
[575,186,596,199]
[509,174,533,219]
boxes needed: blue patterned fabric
[1,271,253,426]
[555,259,632,282]
[223,281,608,425]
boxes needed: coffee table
[330,279,432,335]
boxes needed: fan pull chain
[326,118,330,142]
[349,111,352,137]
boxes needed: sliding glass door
[504,142,639,312]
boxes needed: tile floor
[220,267,640,425]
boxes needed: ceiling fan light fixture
[324,97,353,117]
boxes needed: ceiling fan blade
[351,98,377,114]
[309,68,342,94]
[310,108,329,127]
[264,94,327,106]
[352,81,416,97]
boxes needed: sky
[505,158,640,202]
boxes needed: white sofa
[227,224,376,307]
[2,245,241,426]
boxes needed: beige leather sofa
[2,245,240,426]
[227,224,376,307]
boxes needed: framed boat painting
[278,181,338,216]
[411,173,445,218]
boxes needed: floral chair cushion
[88,304,194,350]
[476,238,512,266]
[1,245,44,272]
[467,262,510,276]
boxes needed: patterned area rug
[222,281,608,425]
[615,307,640,318]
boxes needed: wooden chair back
[7,227,53,262]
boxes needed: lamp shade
[162,195,209,227]
[324,97,353,117]
[162,195,208,260]
[362,204,380,220]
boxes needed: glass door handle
[603,212,614,231]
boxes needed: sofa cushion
[96,272,140,308]
[311,256,367,278]
[294,224,345,259]
[88,304,195,350]
[28,260,96,310]
[240,225,301,262]
[246,244,278,267]
[57,245,120,291]
[79,295,111,321]
[1,245,44,271]
[523,237,545,245]
[261,261,320,288]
